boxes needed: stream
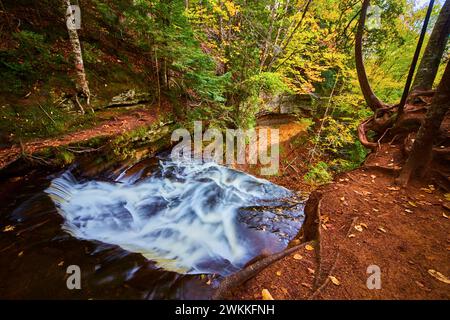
[0,153,304,299]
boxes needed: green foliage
[0,103,97,141]
[304,161,333,185]
[0,30,67,94]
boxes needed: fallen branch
[212,244,304,300]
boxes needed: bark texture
[397,61,450,186]
[355,0,386,111]
[411,0,450,92]
[65,0,91,106]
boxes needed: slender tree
[355,0,386,111]
[64,0,91,109]
[411,0,450,92]
[396,61,450,186]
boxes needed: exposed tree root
[308,217,357,300]
[212,244,304,300]
[213,192,323,300]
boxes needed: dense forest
[0,0,449,302]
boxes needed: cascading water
[45,158,305,277]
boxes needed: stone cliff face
[257,93,316,116]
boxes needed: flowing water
[0,154,304,299]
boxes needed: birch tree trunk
[64,0,91,108]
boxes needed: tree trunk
[411,0,450,92]
[396,61,450,186]
[355,0,386,111]
[64,0,91,107]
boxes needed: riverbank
[228,146,450,299]
[0,106,159,170]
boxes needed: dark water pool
[0,155,304,299]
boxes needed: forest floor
[0,106,158,170]
[230,122,450,300]
[0,111,448,299]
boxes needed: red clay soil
[0,107,158,170]
[228,145,450,300]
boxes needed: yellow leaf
[276,271,282,276]
[293,254,303,260]
[329,275,340,286]
[3,225,15,232]
[378,226,387,233]
[261,289,274,300]
[305,244,314,251]
[444,193,450,201]
[408,201,417,207]
[428,269,450,284]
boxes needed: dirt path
[229,120,450,300]
[0,108,157,169]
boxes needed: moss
[55,150,75,166]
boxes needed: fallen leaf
[329,275,340,286]
[387,186,400,191]
[443,213,449,219]
[301,282,312,289]
[293,254,303,260]
[405,209,413,213]
[408,201,417,207]
[322,224,328,230]
[57,261,64,267]
[372,208,379,212]
[307,268,315,274]
[360,223,368,229]
[444,193,450,201]
[420,187,433,194]
[18,251,23,257]
[281,287,289,294]
[378,226,387,233]
[3,225,15,232]
[348,234,356,238]
[428,269,450,284]
[276,271,282,276]
[415,281,424,288]
[354,225,363,232]
[261,289,274,300]
[305,244,314,251]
